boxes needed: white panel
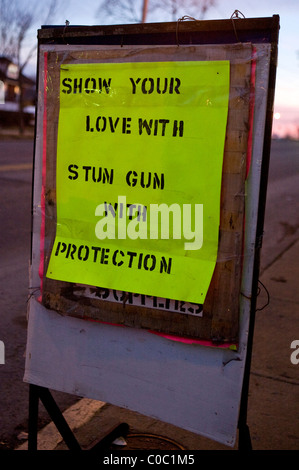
[25,297,244,446]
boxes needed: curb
[16,398,106,450]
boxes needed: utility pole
[142,0,148,23]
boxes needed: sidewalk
[17,239,299,451]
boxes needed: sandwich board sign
[25,16,279,447]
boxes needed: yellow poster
[46,60,230,304]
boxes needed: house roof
[0,56,35,86]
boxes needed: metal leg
[28,384,39,451]
[28,384,81,450]
[27,384,129,451]
[37,386,82,451]
[238,422,252,451]
[89,423,130,452]
[237,244,260,451]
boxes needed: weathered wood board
[40,43,253,344]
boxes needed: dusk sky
[23,0,298,138]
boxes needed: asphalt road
[0,137,298,450]
[0,138,81,450]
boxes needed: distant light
[274,112,281,120]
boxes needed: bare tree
[96,0,143,24]
[96,0,216,24]
[149,0,217,22]
[0,0,59,133]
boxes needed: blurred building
[0,56,36,127]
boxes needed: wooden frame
[33,17,279,346]
[25,17,279,448]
